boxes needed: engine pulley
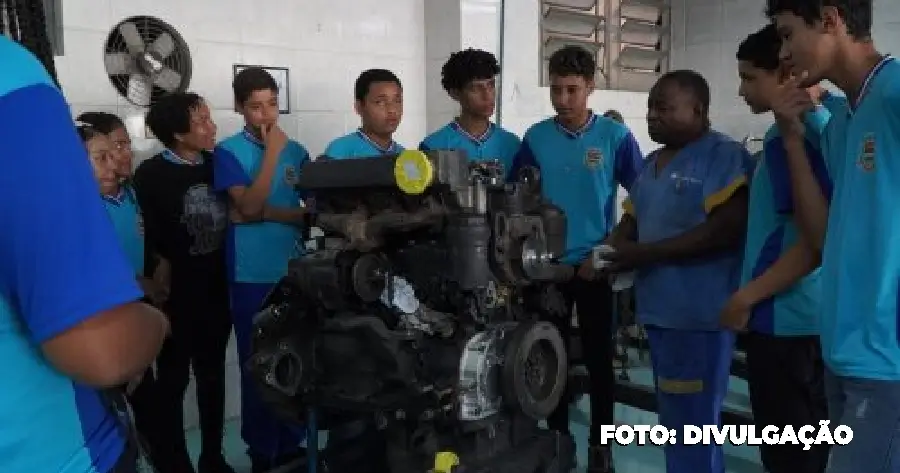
[501,320,568,421]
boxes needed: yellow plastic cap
[433,451,460,473]
[394,150,434,195]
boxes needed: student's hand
[138,277,167,307]
[576,259,597,280]
[719,289,754,331]
[152,262,170,305]
[260,124,288,156]
[772,72,813,140]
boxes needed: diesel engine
[247,149,575,473]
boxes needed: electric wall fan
[103,16,193,107]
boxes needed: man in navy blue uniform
[510,45,644,473]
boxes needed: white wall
[57,0,427,158]
[55,0,427,427]
[670,0,900,140]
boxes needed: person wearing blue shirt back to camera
[212,67,310,473]
[606,70,750,473]
[720,24,831,473]
[323,69,404,159]
[0,36,169,473]
[509,45,644,473]
[767,0,900,471]
[418,48,520,176]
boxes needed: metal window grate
[539,0,670,92]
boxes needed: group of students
[2,1,900,473]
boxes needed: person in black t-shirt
[133,92,235,473]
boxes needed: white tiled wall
[670,0,900,140]
[57,0,427,158]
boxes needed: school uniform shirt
[0,36,142,473]
[742,107,831,337]
[323,129,404,158]
[817,56,900,380]
[132,150,229,305]
[418,121,521,177]
[213,130,309,284]
[624,130,749,331]
[103,185,145,275]
[509,112,644,265]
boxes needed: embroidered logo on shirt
[284,165,299,185]
[858,133,876,172]
[584,148,603,169]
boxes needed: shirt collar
[852,54,893,112]
[554,111,597,139]
[242,127,265,148]
[450,120,495,145]
[356,129,400,154]
[102,185,135,205]
[163,148,204,166]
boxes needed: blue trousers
[231,282,306,460]
[824,368,900,473]
[646,326,735,473]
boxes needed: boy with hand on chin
[323,68,404,158]
[766,0,900,470]
[213,67,310,473]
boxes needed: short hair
[233,67,278,105]
[656,70,711,116]
[75,124,104,143]
[737,24,781,71]
[603,109,624,123]
[76,112,125,134]
[355,69,402,101]
[145,92,204,148]
[765,0,872,40]
[548,45,596,80]
[441,48,500,93]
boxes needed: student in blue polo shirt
[720,24,830,473]
[509,45,644,473]
[324,69,404,158]
[606,70,750,473]
[767,0,900,470]
[0,36,168,473]
[419,48,520,176]
[213,67,309,473]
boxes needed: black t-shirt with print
[133,151,229,308]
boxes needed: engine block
[247,150,575,473]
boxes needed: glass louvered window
[540,0,670,92]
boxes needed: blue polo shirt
[743,108,831,336]
[0,36,141,473]
[509,113,644,265]
[818,56,900,380]
[323,130,403,158]
[624,131,749,331]
[213,131,308,284]
[418,121,521,177]
[103,186,145,275]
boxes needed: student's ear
[448,89,461,102]
[353,100,364,116]
[586,79,596,95]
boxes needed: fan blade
[126,74,152,107]
[104,52,133,75]
[118,21,146,54]
[153,67,182,93]
[149,32,175,59]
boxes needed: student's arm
[613,131,645,191]
[507,139,540,181]
[0,81,167,387]
[636,143,750,263]
[780,136,831,250]
[214,128,286,220]
[739,239,821,305]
